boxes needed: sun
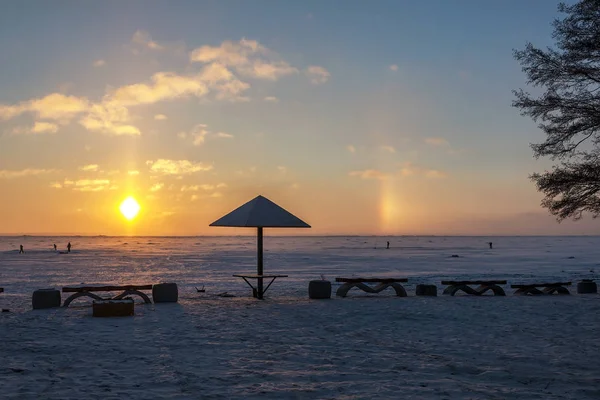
[119,196,140,221]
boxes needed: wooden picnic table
[511,282,571,295]
[232,274,288,299]
[335,277,408,297]
[62,284,153,307]
[441,280,507,296]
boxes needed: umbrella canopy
[209,195,311,228]
[210,195,310,298]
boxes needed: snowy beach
[1,236,599,399]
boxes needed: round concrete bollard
[415,284,437,296]
[308,280,331,299]
[32,289,61,309]
[577,280,597,294]
[152,283,178,303]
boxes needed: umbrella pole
[257,227,263,299]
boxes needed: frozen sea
[0,235,599,399]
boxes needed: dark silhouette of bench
[441,280,507,296]
[335,278,408,297]
[62,285,153,306]
[511,282,571,295]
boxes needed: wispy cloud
[264,96,279,103]
[399,162,447,178]
[381,145,396,153]
[146,159,213,175]
[305,66,330,84]
[389,64,399,72]
[190,38,298,81]
[349,169,388,180]
[93,59,106,67]
[0,93,89,122]
[128,170,139,176]
[68,179,111,192]
[154,114,167,120]
[131,30,165,51]
[216,132,233,138]
[79,164,99,172]
[150,182,164,192]
[0,169,58,179]
[10,121,59,135]
[179,123,233,145]
[425,137,449,146]
[347,145,356,153]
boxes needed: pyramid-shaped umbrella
[210,195,310,298]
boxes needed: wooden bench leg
[114,290,152,304]
[543,286,570,295]
[63,292,104,307]
[389,283,407,297]
[336,283,355,297]
[476,284,506,296]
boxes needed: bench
[511,282,571,295]
[233,274,288,299]
[441,280,507,296]
[335,277,408,297]
[62,285,153,307]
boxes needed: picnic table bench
[62,285,153,307]
[335,277,408,297]
[511,282,571,295]
[233,274,288,299]
[441,280,507,296]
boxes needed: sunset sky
[0,0,596,236]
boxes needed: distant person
[67,242,71,253]
[19,245,24,254]
[53,244,57,251]
[386,241,390,249]
[488,242,493,249]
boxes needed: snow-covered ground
[1,236,599,399]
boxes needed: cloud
[348,169,388,180]
[264,96,279,103]
[0,169,58,179]
[381,145,396,153]
[147,159,213,175]
[191,124,209,146]
[132,30,165,50]
[93,59,106,67]
[216,183,227,188]
[33,122,59,134]
[154,114,168,120]
[425,170,447,178]
[277,166,287,173]
[179,123,232,145]
[108,72,209,107]
[190,38,298,81]
[399,162,447,178]
[389,64,399,72]
[128,170,139,176]
[71,179,111,192]
[305,66,330,84]
[79,102,140,136]
[425,137,449,146]
[347,145,356,153]
[79,164,99,172]
[150,182,164,192]
[0,93,90,122]
[10,121,59,135]
[181,185,199,192]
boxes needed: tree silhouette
[513,0,600,220]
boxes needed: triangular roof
[210,195,311,228]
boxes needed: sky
[0,0,597,236]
